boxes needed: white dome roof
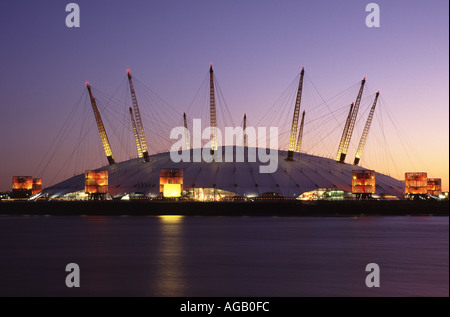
[42,146,405,199]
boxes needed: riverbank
[0,200,448,216]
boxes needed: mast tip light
[126,68,130,73]
[85,81,89,85]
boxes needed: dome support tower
[354,91,380,165]
[129,106,143,158]
[336,103,354,163]
[287,66,305,161]
[127,69,150,162]
[183,112,191,151]
[243,113,247,147]
[209,64,218,153]
[86,82,115,165]
[295,110,306,153]
[336,77,366,163]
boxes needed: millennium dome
[33,66,407,201]
[40,146,405,200]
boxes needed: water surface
[0,215,447,296]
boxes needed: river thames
[0,215,447,297]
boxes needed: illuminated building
[427,178,442,196]
[352,170,375,199]
[34,66,408,202]
[12,176,33,198]
[32,178,42,195]
[298,188,353,201]
[85,170,108,200]
[405,172,427,197]
[38,148,406,201]
[160,169,183,198]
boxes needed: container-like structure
[85,170,108,200]
[12,176,33,198]
[427,178,442,196]
[404,172,427,196]
[160,169,183,198]
[352,170,375,199]
[32,178,43,195]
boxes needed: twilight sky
[0,0,448,191]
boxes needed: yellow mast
[127,69,149,162]
[243,113,247,147]
[336,103,354,162]
[209,63,217,152]
[354,91,380,165]
[129,106,143,158]
[295,110,306,153]
[336,77,366,163]
[86,82,114,165]
[287,66,305,161]
[183,112,190,150]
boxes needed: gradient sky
[0,0,448,191]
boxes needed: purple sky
[0,0,448,191]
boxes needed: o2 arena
[35,65,406,201]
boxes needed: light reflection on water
[0,215,447,296]
[155,215,185,296]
